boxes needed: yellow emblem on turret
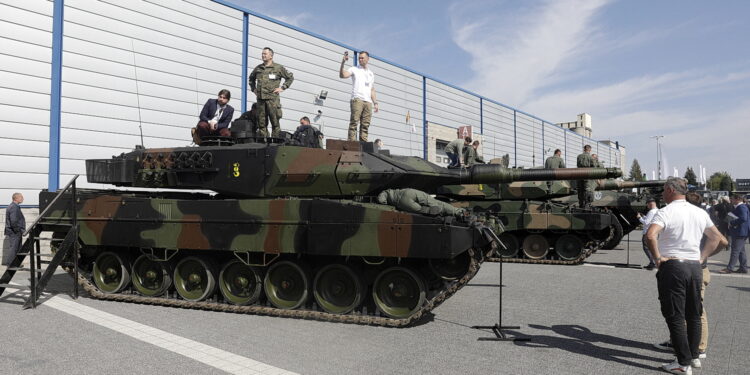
[233,162,240,177]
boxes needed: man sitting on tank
[234,102,259,136]
[291,116,323,148]
[192,89,235,145]
[463,140,484,166]
[377,188,466,218]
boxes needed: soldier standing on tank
[545,149,565,169]
[545,149,565,190]
[592,153,604,168]
[249,47,294,138]
[3,193,25,266]
[576,145,595,207]
[340,51,379,142]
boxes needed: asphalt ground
[1,232,748,374]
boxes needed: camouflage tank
[552,179,665,249]
[436,177,623,265]
[38,136,618,326]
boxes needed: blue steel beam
[241,12,248,113]
[48,0,65,192]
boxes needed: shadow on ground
[507,324,667,371]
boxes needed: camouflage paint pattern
[39,190,476,260]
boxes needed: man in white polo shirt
[339,51,379,142]
[646,177,726,374]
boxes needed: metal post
[72,180,78,299]
[48,0,65,192]
[30,228,37,308]
[513,111,517,167]
[422,77,427,160]
[241,12,249,113]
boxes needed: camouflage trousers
[348,98,372,142]
[577,180,593,207]
[257,98,282,137]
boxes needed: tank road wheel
[429,251,471,280]
[132,254,173,296]
[601,214,624,250]
[555,234,585,261]
[522,234,550,260]
[219,260,262,306]
[372,267,426,319]
[93,251,131,294]
[173,257,217,302]
[313,264,364,314]
[264,261,310,310]
[496,233,520,258]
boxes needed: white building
[0,0,623,205]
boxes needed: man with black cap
[638,197,659,269]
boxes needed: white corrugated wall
[0,0,622,205]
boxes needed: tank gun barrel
[467,165,621,184]
[595,179,666,190]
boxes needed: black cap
[646,198,656,203]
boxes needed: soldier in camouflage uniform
[545,149,565,169]
[249,47,294,138]
[463,140,484,166]
[545,149,565,190]
[576,145,595,207]
[377,188,466,217]
[592,154,604,168]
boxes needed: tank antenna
[130,39,145,148]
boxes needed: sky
[232,0,750,180]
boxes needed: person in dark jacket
[711,196,732,238]
[3,193,26,266]
[720,194,750,273]
[192,89,234,145]
[291,116,323,148]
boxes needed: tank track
[485,248,591,265]
[485,240,599,265]
[62,250,480,328]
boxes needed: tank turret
[86,140,622,198]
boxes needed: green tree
[707,171,735,191]
[684,167,698,185]
[628,159,645,181]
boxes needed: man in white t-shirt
[645,177,726,374]
[339,51,379,142]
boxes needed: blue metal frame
[241,12,248,113]
[48,0,65,192]
[513,111,517,167]
[422,77,427,159]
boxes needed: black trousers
[656,260,703,366]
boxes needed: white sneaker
[698,351,707,359]
[691,358,701,368]
[662,360,692,374]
